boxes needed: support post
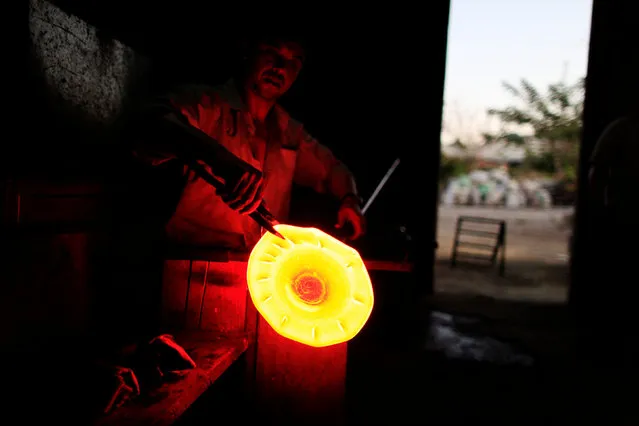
[253,315,347,425]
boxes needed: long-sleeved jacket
[135,79,358,249]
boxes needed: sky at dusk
[441,0,593,145]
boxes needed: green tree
[486,78,584,177]
[439,152,471,184]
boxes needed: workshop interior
[4,0,637,424]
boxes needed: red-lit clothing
[136,80,357,249]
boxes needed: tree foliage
[440,153,471,184]
[486,78,585,177]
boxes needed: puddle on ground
[424,311,534,366]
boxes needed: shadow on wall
[26,0,149,172]
[2,0,152,353]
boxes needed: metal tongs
[188,161,284,240]
[251,203,284,240]
[155,113,285,240]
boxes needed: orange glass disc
[246,224,374,348]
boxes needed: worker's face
[247,41,304,100]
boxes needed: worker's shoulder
[605,114,638,136]
[620,113,639,135]
[599,114,639,150]
[591,113,639,163]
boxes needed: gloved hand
[100,365,141,415]
[148,334,197,374]
[335,195,366,241]
[155,113,267,215]
[218,167,265,215]
[130,334,197,388]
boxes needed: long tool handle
[153,113,284,239]
[189,161,284,239]
[252,204,284,240]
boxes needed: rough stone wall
[4,0,151,351]
[27,0,148,151]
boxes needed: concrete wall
[2,0,151,351]
[24,0,149,173]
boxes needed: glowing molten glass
[247,224,374,348]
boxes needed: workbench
[96,246,413,425]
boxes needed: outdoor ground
[435,205,573,303]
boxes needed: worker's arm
[126,89,264,214]
[293,127,365,239]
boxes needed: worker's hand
[335,196,366,241]
[219,168,265,215]
[129,334,196,388]
[148,334,197,375]
[101,366,140,414]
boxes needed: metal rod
[361,158,401,215]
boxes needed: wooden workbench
[96,332,248,426]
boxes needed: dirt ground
[434,205,574,303]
